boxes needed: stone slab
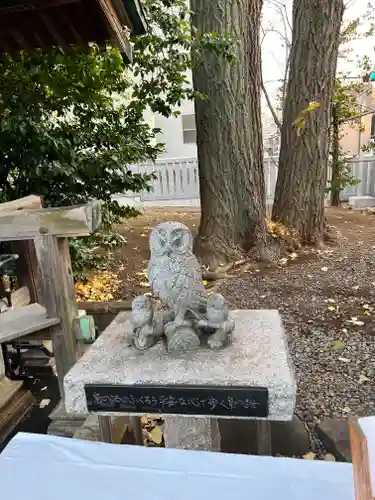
[317,419,351,462]
[348,196,375,208]
[47,419,85,438]
[64,310,296,421]
[49,401,87,422]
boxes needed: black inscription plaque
[85,384,268,418]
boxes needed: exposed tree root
[323,230,337,243]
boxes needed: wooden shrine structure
[0,0,147,62]
[0,195,101,438]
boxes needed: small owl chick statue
[131,295,161,351]
[198,293,235,349]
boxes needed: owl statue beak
[166,247,172,257]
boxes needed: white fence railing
[129,156,375,203]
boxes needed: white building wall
[154,99,197,159]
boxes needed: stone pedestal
[64,310,296,452]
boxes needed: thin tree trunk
[272,0,344,243]
[261,78,282,131]
[330,104,341,206]
[191,0,267,270]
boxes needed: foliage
[265,3,375,131]
[327,155,360,193]
[292,101,320,135]
[0,45,161,207]
[0,0,231,279]
[75,270,121,302]
[327,78,366,200]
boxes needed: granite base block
[64,310,296,424]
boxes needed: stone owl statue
[148,221,207,326]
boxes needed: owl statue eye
[150,229,168,256]
[171,229,190,254]
[172,235,182,248]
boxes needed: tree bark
[272,0,344,243]
[330,104,341,206]
[191,0,267,270]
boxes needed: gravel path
[220,208,375,423]
[114,207,375,424]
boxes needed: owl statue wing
[170,254,207,315]
[148,259,162,297]
[148,254,207,315]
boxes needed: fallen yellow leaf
[330,339,346,350]
[303,451,316,460]
[149,427,163,445]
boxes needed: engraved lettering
[188,397,201,408]
[86,386,268,417]
[227,397,237,410]
[219,399,230,410]
[207,396,219,411]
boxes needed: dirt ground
[111,207,375,425]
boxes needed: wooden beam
[58,6,83,45]
[0,286,31,312]
[11,29,30,50]
[1,197,44,305]
[0,0,80,13]
[98,0,132,61]
[121,0,147,35]
[0,303,60,344]
[0,195,42,214]
[32,29,46,49]
[37,8,69,49]
[0,200,102,240]
[11,240,44,304]
[34,235,82,397]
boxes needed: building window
[182,114,197,144]
[371,114,375,138]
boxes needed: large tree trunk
[330,104,341,206]
[272,0,344,243]
[191,0,267,270]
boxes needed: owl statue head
[149,221,193,257]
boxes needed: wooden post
[11,240,43,304]
[34,235,82,397]
[349,418,374,500]
[257,420,272,456]
[1,196,44,304]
